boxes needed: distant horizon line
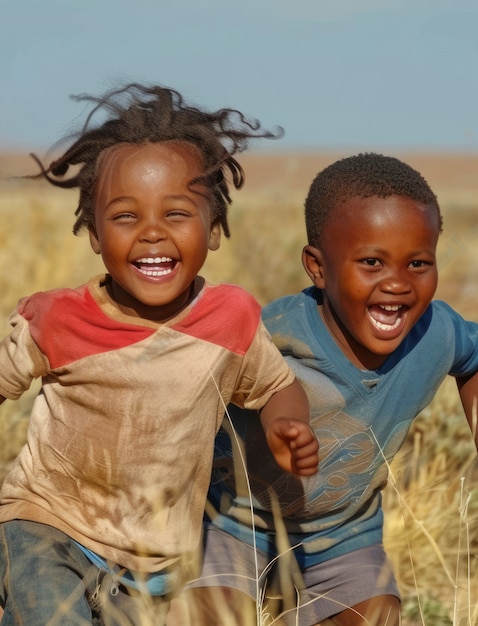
[1,144,478,156]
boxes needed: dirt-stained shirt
[0,275,295,573]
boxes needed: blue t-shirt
[208,287,478,566]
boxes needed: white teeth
[136,257,172,264]
[139,268,173,277]
[370,316,402,332]
[379,304,402,312]
[134,257,174,277]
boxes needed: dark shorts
[189,523,400,626]
[0,520,170,626]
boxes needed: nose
[379,269,412,294]
[139,217,167,243]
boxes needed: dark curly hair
[304,152,442,247]
[30,82,283,236]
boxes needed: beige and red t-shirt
[0,275,295,573]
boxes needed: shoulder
[171,282,262,354]
[410,300,478,374]
[9,284,93,369]
[194,282,261,321]
[428,299,477,331]
[17,283,90,324]
[406,300,475,346]
[262,288,315,332]
[210,282,261,309]
[16,276,157,368]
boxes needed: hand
[265,417,319,476]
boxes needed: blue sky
[1,0,477,152]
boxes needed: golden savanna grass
[1,151,478,625]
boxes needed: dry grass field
[1,150,478,624]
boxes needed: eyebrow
[103,193,200,207]
[354,245,436,256]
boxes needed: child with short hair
[191,153,478,626]
[0,83,319,625]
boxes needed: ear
[302,245,326,288]
[208,221,221,251]
[88,226,101,255]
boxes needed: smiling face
[302,194,441,370]
[89,141,221,322]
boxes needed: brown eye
[362,258,379,267]
[410,260,431,269]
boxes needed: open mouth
[368,304,405,332]
[133,257,177,277]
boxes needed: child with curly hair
[0,83,318,625]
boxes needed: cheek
[341,274,372,298]
[182,224,211,248]
[95,234,123,261]
[423,278,438,302]
[418,269,438,293]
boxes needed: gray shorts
[189,524,400,626]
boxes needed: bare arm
[259,380,319,476]
[457,373,478,450]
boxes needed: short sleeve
[230,320,295,410]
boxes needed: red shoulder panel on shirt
[19,286,156,369]
[171,283,261,355]
[19,283,261,369]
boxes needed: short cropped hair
[304,152,442,247]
